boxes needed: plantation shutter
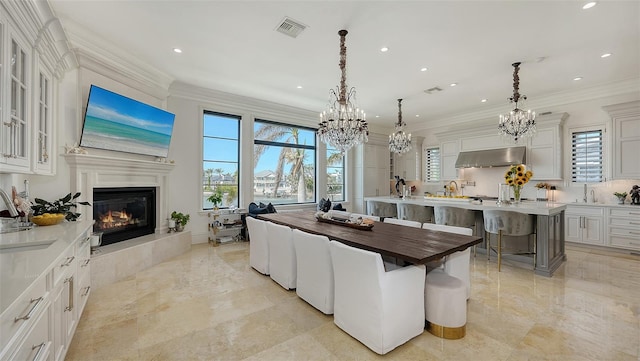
[425,147,441,182]
[571,129,603,183]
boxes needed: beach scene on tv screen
[81,86,175,157]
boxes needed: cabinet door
[614,117,640,179]
[582,216,604,245]
[1,26,31,171]
[529,126,562,180]
[440,141,458,181]
[565,214,582,243]
[33,62,54,175]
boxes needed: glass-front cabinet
[1,15,31,172]
[0,3,64,175]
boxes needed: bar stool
[397,203,433,225]
[434,205,477,255]
[483,210,536,272]
[366,200,397,219]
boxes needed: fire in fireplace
[93,187,156,246]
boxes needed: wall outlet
[466,181,476,186]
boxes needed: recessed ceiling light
[296,85,303,89]
[375,115,380,118]
[582,2,596,9]
[450,83,457,87]
[573,77,583,81]
[420,67,428,72]
[380,47,389,52]
[415,114,420,117]
[601,53,612,58]
[173,48,182,53]
[481,99,488,103]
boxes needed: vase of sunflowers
[504,164,533,204]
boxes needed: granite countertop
[0,220,93,315]
[364,196,567,216]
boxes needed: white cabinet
[440,140,459,181]
[352,136,391,213]
[529,113,566,180]
[565,205,604,245]
[32,60,55,174]
[607,207,640,251]
[1,18,32,172]
[603,101,640,179]
[391,136,424,181]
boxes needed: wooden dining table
[257,212,482,264]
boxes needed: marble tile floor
[66,243,640,361]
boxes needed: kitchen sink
[0,239,56,253]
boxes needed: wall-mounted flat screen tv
[80,85,175,158]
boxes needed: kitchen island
[364,196,567,277]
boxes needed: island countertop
[364,196,566,216]
[0,220,93,315]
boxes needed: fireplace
[93,187,156,246]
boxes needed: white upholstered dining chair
[422,223,473,299]
[266,221,296,290]
[292,229,334,314]
[383,217,422,228]
[246,216,269,275]
[329,240,425,355]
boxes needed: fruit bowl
[31,213,66,226]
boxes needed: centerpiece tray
[315,215,374,231]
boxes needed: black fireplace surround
[93,187,156,246]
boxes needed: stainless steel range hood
[455,146,526,168]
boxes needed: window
[203,111,240,209]
[571,129,603,183]
[327,146,344,202]
[254,119,316,205]
[425,147,441,182]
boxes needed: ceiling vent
[275,17,307,38]
[424,87,443,94]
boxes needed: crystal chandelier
[498,62,536,143]
[389,98,412,154]
[318,30,368,153]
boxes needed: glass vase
[512,185,522,204]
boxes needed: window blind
[571,129,603,183]
[425,147,441,182]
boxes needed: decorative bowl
[31,213,66,226]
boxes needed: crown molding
[62,19,173,101]
[410,78,640,133]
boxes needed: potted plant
[170,211,190,231]
[31,192,91,222]
[207,189,223,210]
[614,192,627,205]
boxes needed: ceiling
[49,1,640,129]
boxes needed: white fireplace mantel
[63,153,174,233]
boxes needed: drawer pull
[81,259,90,267]
[629,212,640,216]
[14,297,44,322]
[630,222,640,226]
[65,276,74,312]
[630,231,640,235]
[82,286,91,297]
[31,342,46,361]
[82,236,91,245]
[61,256,75,267]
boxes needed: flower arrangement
[31,192,91,221]
[535,182,552,189]
[614,192,627,204]
[504,164,533,202]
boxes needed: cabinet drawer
[609,217,640,227]
[565,206,604,216]
[9,306,51,361]
[52,247,76,286]
[609,226,640,238]
[0,275,47,354]
[609,208,640,218]
[610,235,640,250]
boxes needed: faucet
[590,189,597,203]
[0,189,19,217]
[448,181,459,196]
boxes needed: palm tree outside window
[253,119,316,205]
[327,146,345,201]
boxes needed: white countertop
[364,196,567,216]
[0,220,93,314]
[562,202,640,209]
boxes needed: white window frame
[424,146,441,182]
[568,125,606,183]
